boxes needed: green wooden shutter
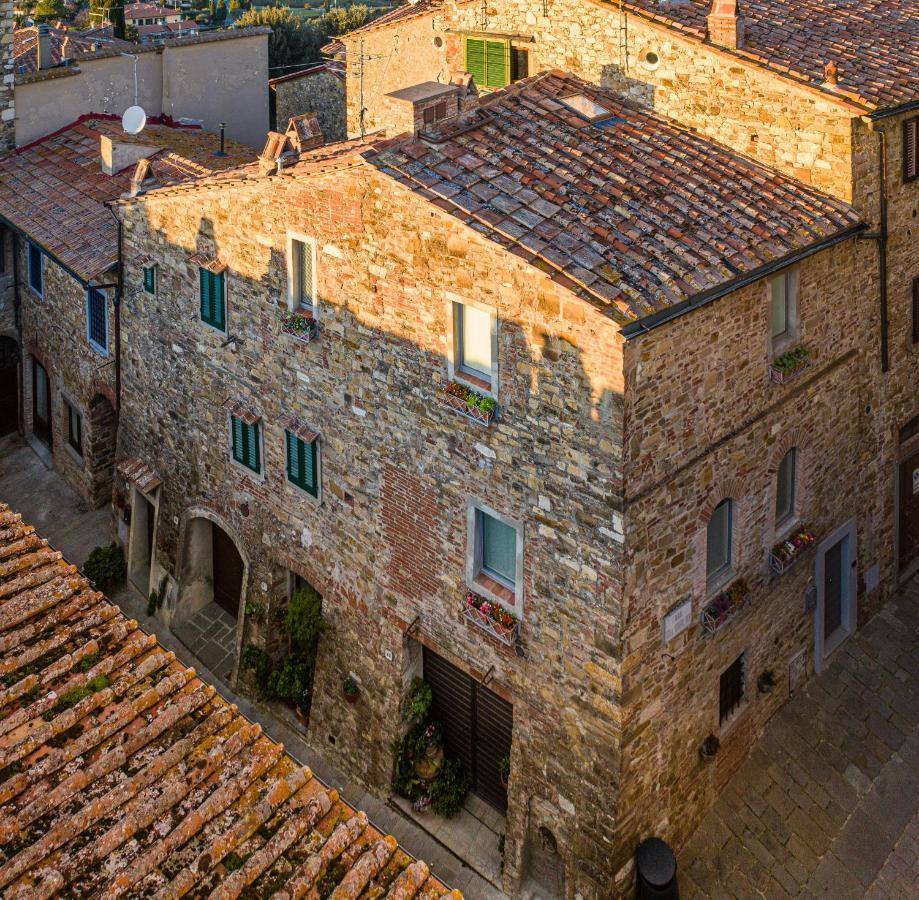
[465,38,486,89]
[245,422,260,472]
[200,268,212,323]
[485,40,509,88]
[213,272,225,331]
[286,429,300,482]
[303,438,317,496]
[231,415,244,464]
[143,266,155,294]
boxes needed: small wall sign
[663,597,693,643]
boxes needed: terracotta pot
[415,747,444,780]
[343,687,359,703]
[295,705,309,727]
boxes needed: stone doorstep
[390,794,506,890]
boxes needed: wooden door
[211,525,242,618]
[0,338,18,436]
[898,449,919,573]
[823,537,844,643]
[32,359,51,448]
[423,647,513,813]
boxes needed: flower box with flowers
[438,381,497,427]
[463,591,519,645]
[768,528,816,575]
[700,578,749,635]
[280,310,320,344]
[769,346,811,384]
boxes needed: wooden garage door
[423,647,513,813]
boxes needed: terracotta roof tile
[0,504,457,898]
[0,116,254,282]
[12,26,133,74]
[363,71,863,322]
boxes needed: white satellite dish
[122,105,147,136]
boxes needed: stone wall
[0,0,14,152]
[18,243,118,508]
[115,163,626,897]
[274,68,347,143]
[341,12,449,137]
[615,238,884,885]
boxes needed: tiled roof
[268,60,346,87]
[343,0,444,36]
[0,116,253,283]
[13,26,133,74]
[614,0,919,110]
[0,503,459,898]
[125,2,179,17]
[365,72,863,322]
[342,0,917,110]
[137,22,198,37]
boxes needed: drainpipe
[115,218,123,419]
[12,236,22,434]
[858,120,889,373]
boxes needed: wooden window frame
[27,241,43,298]
[286,232,317,314]
[85,287,109,356]
[65,398,82,458]
[904,117,918,183]
[775,448,798,527]
[706,498,734,584]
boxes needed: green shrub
[286,585,325,664]
[402,677,432,722]
[429,758,470,818]
[83,544,126,591]
[147,575,168,617]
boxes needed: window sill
[229,457,265,483]
[718,699,750,738]
[63,443,84,467]
[88,342,109,358]
[471,571,518,611]
[455,369,493,395]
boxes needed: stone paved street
[680,578,919,898]
[173,601,238,682]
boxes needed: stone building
[12,24,271,149]
[270,61,346,142]
[0,116,252,508]
[111,70,881,896]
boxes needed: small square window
[285,429,319,496]
[775,449,797,525]
[143,265,156,295]
[706,498,733,582]
[454,301,493,387]
[86,288,108,355]
[200,268,226,332]
[65,400,82,457]
[288,236,315,311]
[28,241,43,297]
[231,415,261,475]
[719,653,746,724]
[769,267,798,344]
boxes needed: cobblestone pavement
[0,437,507,899]
[680,578,919,898]
[173,600,238,681]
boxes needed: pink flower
[480,602,491,615]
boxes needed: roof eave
[620,221,867,340]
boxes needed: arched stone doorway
[87,394,116,508]
[175,513,247,681]
[0,337,19,436]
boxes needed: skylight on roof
[559,94,612,122]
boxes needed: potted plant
[499,754,510,790]
[280,309,320,343]
[463,590,520,645]
[769,345,812,383]
[438,380,498,426]
[414,723,445,780]
[699,734,720,762]
[343,676,360,703]
[757,669,777,694]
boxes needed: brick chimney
[285,114,324,152]
[37,23,53,70]
[383,82,462,137]
[707,0,745,51]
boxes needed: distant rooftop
[0,115,254,282]
[0,503,459,897]
[13,25,132,74]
